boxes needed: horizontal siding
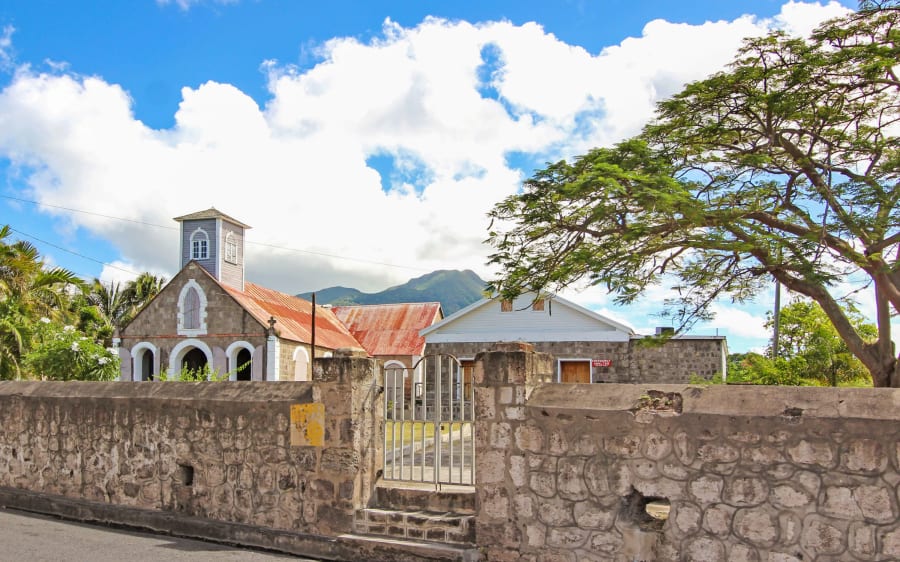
[181,218,218,278]
[427,294,629,343]
[219,221,244,290]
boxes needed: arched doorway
[141,351,154,381]
[182,347,208,374]
[235,348,252,381]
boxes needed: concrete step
[373,480,476,513]
[355,507,475,546]
[338,533,481,562]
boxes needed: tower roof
[173,207,252,229]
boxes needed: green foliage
[24,320,119,381]
[157,363,230,382]
[725,299,876,386]
[0,223,165,380]
[768,299,875,386]
[488,9,900,386]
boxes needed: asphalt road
[0,508,319,561]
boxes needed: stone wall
[427,336,725,384]
[474,346,900,561]
[0,354,382,556]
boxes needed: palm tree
[0,225,83,379]
[79,273,166,345]
[123,272,166,314]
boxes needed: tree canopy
[728,299,876,386]
[488,8,900,386]
[0,224,165,380]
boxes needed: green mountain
[299,270,487,314]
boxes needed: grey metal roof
[173,207,252,229]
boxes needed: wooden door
[560,361,591,383]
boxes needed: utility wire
[2,194,431,272]
[7,226,143,277]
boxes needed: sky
[0,0,875,354]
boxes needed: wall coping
[527,383,900,421]
[0,381,314,403]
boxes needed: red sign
[592,359,612,367]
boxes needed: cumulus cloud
[0,2,850,303]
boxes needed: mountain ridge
[298,269,487,315]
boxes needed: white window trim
[224,231,238,264]
[130,342,158,382]
[190,227,210,260]
[293,347,310,381]
[177,279,208,337]
[226,341,255,381]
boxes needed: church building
[115,208,364,381]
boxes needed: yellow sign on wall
[290,403,325,447]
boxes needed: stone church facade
[115,208,362,382]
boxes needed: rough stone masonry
[473,344,900,561]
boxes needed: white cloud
[0,25,14,70]
[156,0,239,11]
[707,304,770,340]
[0,2,850,308]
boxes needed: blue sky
[0,0,864,353]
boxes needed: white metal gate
[383,354,474,487]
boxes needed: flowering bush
[24,320,119,381]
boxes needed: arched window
[293,347,310,381]
[184,287,200,329]
[177,279,208,336]
[131,342,158,382]
[224,232,238,264]
[190,228,209,260]
[226,341,255,381]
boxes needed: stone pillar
[311,348,382,534]
[473,342,552,562]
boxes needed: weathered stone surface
[603,435,641,458]
[480,449,507,484]
[881,525,900,557]
[786,439,835,469]
[643,432,671,460]
[770,483,813,509]
[723,476,768,507]
[535,497,575,527]
[855,484,895,523]
[556,457,589,501]
[840,439,886,474]
[702,504,734,537]
[690,475,724,504]
[847,521,876,558]
[728,543,759,562]
[672,502,702,536]
[800,515,846,556]
[516,424,545,453]
[697,443,740,464]
[546,526,590,549]
[572,500,615,530]
[733,508,779,547]
[684,536,726,562]
[821,486,863,520]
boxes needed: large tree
[0,225,82,379]
[488,8,900,385]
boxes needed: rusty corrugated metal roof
[173,207,252,229]
[331,302,443,356]
[224,282,363,351]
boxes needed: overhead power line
[7,226,142,278]
[1,194,432,272]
